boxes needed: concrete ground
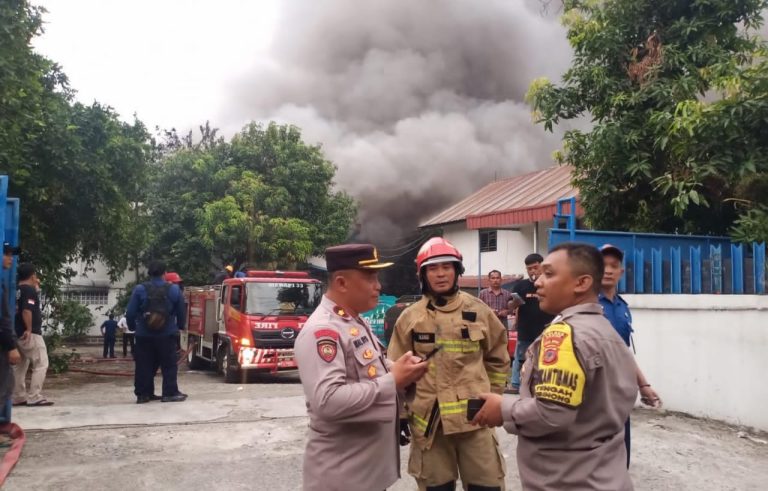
[4,346,768,490]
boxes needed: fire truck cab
[182,270,323,383]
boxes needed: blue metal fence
[549,198,767,294]
[1,176,21,315]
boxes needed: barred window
[64,288,109,306]
[480,230,497,253]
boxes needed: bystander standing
[100,314,119,358]
[507,253,554,394]
[1,244,22,423]
[478,269,513,328]
[12,263,53,406]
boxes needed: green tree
[1,1,153,291]
[149,122,357,279]
[528,0,768,241]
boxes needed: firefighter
[388,237,510,491]
[213,265,234,284]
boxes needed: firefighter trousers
[408,426,506,491]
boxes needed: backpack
[142,282,171,330]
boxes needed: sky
[33,0,281,131]
[32,0,575,242]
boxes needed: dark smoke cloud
[222,0,574,243]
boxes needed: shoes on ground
[161,392,188,403]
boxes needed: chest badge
[363,349,374,360]
[349,327,359,337]
[367,365,377,378]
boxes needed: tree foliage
[3,2,356,290]
[1,1,152,291]
[148,122,356,281]
[529,0,768,241]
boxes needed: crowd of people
[2,234,659,489]
[295,238,661,491]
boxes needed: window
[246,282,324,315]
[480,230,497,253]
[231,286,243,311]
[63,288,109,306]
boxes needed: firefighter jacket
[388,291,510,449]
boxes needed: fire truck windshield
[245,282,323,315]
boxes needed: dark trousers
[625,418,631,467]
[103,336,116,358]
[122,333,135,357]
[134,335,179,397]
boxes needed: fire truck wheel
[187,346,207,370]
[217,345,240,384]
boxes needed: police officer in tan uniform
[295,243,428,491]
[473,243,638,491]
[388,237,510,491]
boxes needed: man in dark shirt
[100,314,119,358]
[1,244,22,421]
[507,253,554,394]
[13,263,53,406]
[126,260,187,404]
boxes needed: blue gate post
[0,176,8,313]
[671,247,682,293]
[652,248,663,293]
[731,243,744,294]
[634,249,645,293]
[690,246,702,294]
[754,242,766,294]
[4,198,20,319]
[711,245,723,294]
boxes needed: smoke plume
[223,0,574,243]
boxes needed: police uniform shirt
[295,295,400,491]
[500,303,638,491]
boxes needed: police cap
[325,244,393,272]
[600,243,624,261]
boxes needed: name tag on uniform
[353,335,370,348]
[412,332,435,343]
[461,311,477,322]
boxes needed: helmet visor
[420,255,462,269]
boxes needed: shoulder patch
[534,322,585,408]
[315,328,339,362]
[314,329,339,340]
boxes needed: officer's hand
[399,418,411,446]
[640,385,662,408]
[391,351,428,390]
[471,393,504,427]
[8,349,21,365]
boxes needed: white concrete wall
[441,222,548,278]
[61,258,139,335]
[625,294,768,431]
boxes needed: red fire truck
[182,270,323,383]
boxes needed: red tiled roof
[419,165,580,228]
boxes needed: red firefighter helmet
[416,237,464,271]
[164,271,183,284]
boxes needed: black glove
[399,419,411,446]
